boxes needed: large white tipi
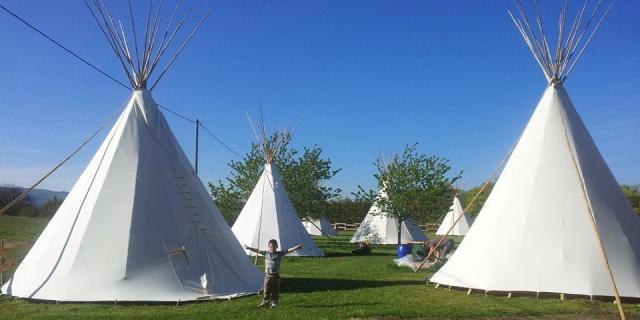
[303,217,337,237]
[1,2,263,302]
[351,190,428,245]
[436,197,471,236]
[232,131,323,257]
[431,2,640,301]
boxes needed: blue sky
[1,0,638,195]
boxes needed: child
[244,240,303,308]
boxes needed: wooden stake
[507,292,512,299]
[467,288,472,295]
[560,293,565,301]
[434,283,440,288]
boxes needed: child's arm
[285,243,303,254]
[243,244,264,255]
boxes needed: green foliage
[356,144,462,245]
[209,132,341,224]
[0,187,63,218]
[323,197,372,224]
[0,188,38,217]
[38,197,64,219]
[622,184,640,215]
[462,182,494,217]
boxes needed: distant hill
[0,185,68,207]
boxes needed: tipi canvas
[351,190,428,244]
[431,2,640,299]
[303,217,337,237]
[436,197,471,236]
[1,2,262,302]
[232,164,323,256]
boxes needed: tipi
[431,1,640,300]
[436,197,471,236]
[351,190,428,245]
[303,217,337,237]
[1,2,263,302]
[231,130,323,257]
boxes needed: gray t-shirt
[260,250,287,274]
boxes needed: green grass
[1,225,639,319]
[0,215,49,241]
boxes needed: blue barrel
[396,244,412,258]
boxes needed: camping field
[1,215,639,320]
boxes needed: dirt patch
[0,240,33,272]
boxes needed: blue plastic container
[396,244,412,258]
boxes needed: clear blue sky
[1,0,638,195]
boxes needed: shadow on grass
[281,277,424,293]
[321,252,393,258]
[298,301,382,309]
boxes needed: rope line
[157,104,196,123]
[0,3,130,91]
[156,104,243,159]
[0,99,128,216]
[1,4,242,162]
[199,123,244,159]
[414,124,525,272]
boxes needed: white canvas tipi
[1,2,262,302]
[431,2,640,300]
[351,190,428,245]
[303,217,337,237]
[436,197,471,236]
[231,128,323,257]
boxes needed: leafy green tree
[622,184,640,215]
[324,197,372,224]
[38,197,64,219]
[209,132,341,224]
[462,182,494,217]
[355,144,462,245]
[0,186,38,217]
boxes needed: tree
[355,144,462,246]
[38,197,64,219]
[209,132,341,224]
[0,186,38,217]
[622,184,640,216]
[324,197,372,224]
[462,182,494,217]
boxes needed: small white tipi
[232,130,323,257]
[431,2,640,300]
[351,190,428,245]
[303,217,337,237]
[1,2,262,302]
[436,197,471,236]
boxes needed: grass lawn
[1,219,639,319]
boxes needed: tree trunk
[397,218,403,247]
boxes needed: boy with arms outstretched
[244,239,303,308]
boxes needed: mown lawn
[0,218,639,319]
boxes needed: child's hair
[268,239,278,247]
